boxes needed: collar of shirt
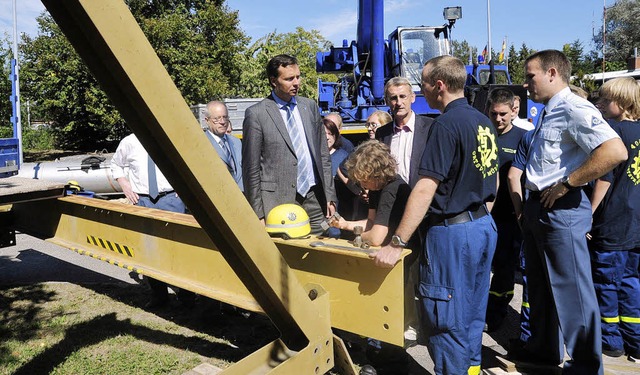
[272,91,297,108]
[393,111,415,133]
[443,97,468,113]
[208,130,224,144]
[545,87,571,115]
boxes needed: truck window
[478,69,510,85]
[399,28,448,86]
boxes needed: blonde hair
[345,140,397,185]
[370,110,392,125]
[599,77,640,120]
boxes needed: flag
[481,45,488,64]
[498,38,506,63]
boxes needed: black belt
[138,190,175,199]
[426,205,489,227]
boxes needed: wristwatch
[391,234,408,248]
[561,175,574,190]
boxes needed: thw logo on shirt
[473,126,498,178]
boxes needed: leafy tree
[20,0,248,151]
[507,43,535,85]
[237,27,335,100]
[451,39,476,64]
[593,0,640,68]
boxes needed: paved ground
[1,232,638,374]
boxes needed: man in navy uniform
[375,55,499,375]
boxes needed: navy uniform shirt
[492,126,526,221]
[590,119,640,251]
[419,98,498,216]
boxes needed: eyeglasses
[366,122,380,129]
[207,115,229,123]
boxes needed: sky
[0,0,612,57]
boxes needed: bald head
[205,101,229,137]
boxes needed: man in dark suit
[242,54,336,234]
[204,100,243,192]
[376,77,433,188]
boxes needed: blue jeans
[418,213,497,375]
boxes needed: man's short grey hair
[384,77,412,98]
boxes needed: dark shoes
[602,348,625,358]
[507,339,562,366]
[359,365,377,375]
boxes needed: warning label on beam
[87,235,135,257]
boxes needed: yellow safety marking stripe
[467,365,481,375]
[489,290,515,297]
[601,316,620,323]
[522,302,530,308]
[68,245,141,274]
[620,316,640,324]
[86,235,135,257]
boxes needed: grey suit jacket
[205,130,244,192]
[242,94,337,219]
[376,113,434,188]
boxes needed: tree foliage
[20,0,248,151]
[593,0,640,67]
[451,40,476,64]
[236,27,335,100]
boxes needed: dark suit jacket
[376,113,433,188]
[205,130,244,192]
[242,94,337,219]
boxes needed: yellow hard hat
[67,180,81,192]
[265,204,311,239]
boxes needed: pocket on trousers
[417,283,455,332]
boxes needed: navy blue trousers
[418,213,496,375]
[487,218,522,326]
[523,189,603,374]
[589,248,640,356]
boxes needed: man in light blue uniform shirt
[511,49,627,375]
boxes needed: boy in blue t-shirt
[484,88,527,332]
[590,77,640,361]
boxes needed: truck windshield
[478,69,510,85]
[399,28,448,87]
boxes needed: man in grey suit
[242,54,337,234]
[204,100,243,192]
[376,77,433,188]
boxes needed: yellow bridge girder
[31,1,413,373]
[14,196,412,349]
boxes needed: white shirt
[525,87,619,191]
[272,93,317,187]
[389,111,416,185]
[512,116,535,131]
[110,134,174,194]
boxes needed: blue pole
[371,0,384,101]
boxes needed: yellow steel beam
[13,195,412,347]
[37,0,336,372]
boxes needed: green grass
[0,283,278,375]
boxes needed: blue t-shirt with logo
[590,119,640,250]
[492,126,526,221]
[419,98,498,216]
